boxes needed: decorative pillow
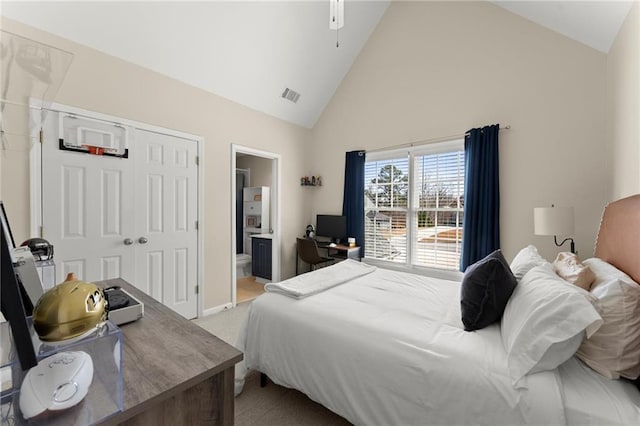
[460,250,517,332]
[577,258,640,379]
[501,264,603,387]
[552,252,596,290]
[510,245,548,281]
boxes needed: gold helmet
[33,273,107,342]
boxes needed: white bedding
[559,357,640,424]
[236,266,582,425]
[264,259,376,298]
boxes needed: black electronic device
[316,214,347,244]
[0,202,38,371]
[103,286,144,325]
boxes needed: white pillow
[509,245,548,281]
[583,257,634,290]
[578,258,640,379]
[501,264,603,387]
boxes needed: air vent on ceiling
[281,88,301,104]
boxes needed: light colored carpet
[193,302,352,426]
[193,301,250,349]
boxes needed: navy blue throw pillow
[460,249,517,331]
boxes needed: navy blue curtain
[236,172,245,254]
[342,151,365,255]
[460,124,500,271]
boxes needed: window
[364,140,465,271]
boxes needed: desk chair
[296,238,336,274]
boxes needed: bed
[235,195,640,425]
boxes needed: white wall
[311,1,609,262]
[607,2,640,201]
[0,17,311,311]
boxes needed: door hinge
[39,225,43,238]
[195,156,199,166]
[195,285,199,295]
[39,129,43,144]
[195,220,198,230]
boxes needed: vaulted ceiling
[1,1,633,128]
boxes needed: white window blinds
[364,140,464,271]
[364,156,409,263]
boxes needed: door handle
[138,237,148,244]
[123,238,134,246]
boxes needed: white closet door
[41,109,200,319]
[133,129,198,319]
[41,112,136,283]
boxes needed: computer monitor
[1,202,38,371]
[316,214,347,244]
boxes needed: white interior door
[41,111,136,283]
[40,108,199,319]
[133,129,198,319]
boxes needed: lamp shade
[534,206,574,236]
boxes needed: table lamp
[533,205,575,253]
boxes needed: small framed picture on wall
[247,216,257,227]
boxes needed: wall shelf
[301,176,322,186]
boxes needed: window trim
[363,258,464,281]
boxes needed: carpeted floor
[193,302,351,426]
[193,301,250,348]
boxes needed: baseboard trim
[201,302,233,317]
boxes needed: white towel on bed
[265,259,376,299]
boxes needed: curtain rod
[367,124,511,154]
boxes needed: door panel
[101,256,122,278]
[147,174,164,232]
[101,169,123,236]
[174,248,188,302]
[60,259,86,280]
[62,165,85,238]
[145,250,164,300]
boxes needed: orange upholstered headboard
[594,194,640,284]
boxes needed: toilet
[236,253,252,278]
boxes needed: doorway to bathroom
[231,145,280,305]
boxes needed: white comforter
[235,266,569,425]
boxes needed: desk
[97,279,243,425]
[295,242,361,275]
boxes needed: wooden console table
[97,279,243,425]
